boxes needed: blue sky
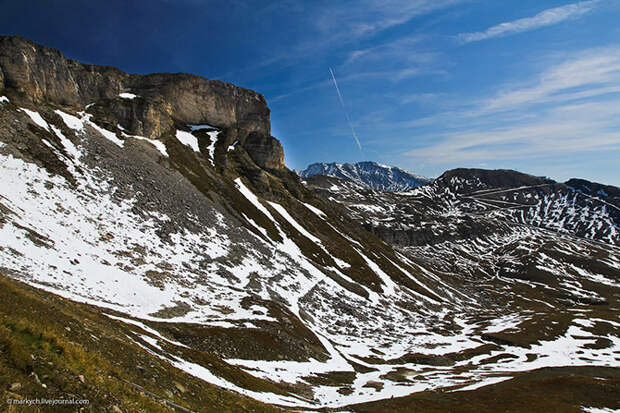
[1,0,619,184]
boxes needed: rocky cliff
[0,35,284,169]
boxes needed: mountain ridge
[305,166,619,247]
[0,35,271,136]
[298,161,432,192]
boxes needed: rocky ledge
[0,35,284,169]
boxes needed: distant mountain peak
[298,161,432,192]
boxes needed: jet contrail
[329,67,363,152]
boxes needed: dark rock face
[0,35,270,136]
[129,73,270,135]
[241,131,285,170]
[0,36,126,105]
[88,96,174,139]
[565,178,620,207]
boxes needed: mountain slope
[0,36,465,409]
[299,161,431,191]
[1,36,619,412]
[0,275,285,413]
[306,168,619,305]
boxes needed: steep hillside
[1,36,618,412]
[299,161,431,191]
[566,177,620,206]
[0,275,286,413]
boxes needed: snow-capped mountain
[298,161,432,192]
[306,168,619,246]
[0,36,618,412]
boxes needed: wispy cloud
[406,102,620,165]
[268,64,446,104]
[343,36,448,84]
[401,46,620,168]
[482,46,620,111]
[346,36,430,64]
[315,0,462,38]
[399,46,620,122]
[216,1,461,83]
[458,1,598,43]
[400,93,445,104]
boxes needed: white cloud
[401,93,445,104]
[482,46,620,111]
[343,36,447,83]
[316,0,462,38]
[219,1,460,82]
[402,46,620,167]
[458,1,598,43]
[406,103,620,164]
[400,46,620,122]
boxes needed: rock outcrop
[0,35,270,136]
[436,168,554,191]
[0,35,287,170]
[565,178,620,207]
[242,131,285,170]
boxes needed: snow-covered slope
[0,98,496,408]
[299,161,432,192]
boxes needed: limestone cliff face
[0,35,286,170]
[0,36,271,136]
[1,36,128,108]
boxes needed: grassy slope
[0,274,288,413]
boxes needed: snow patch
[55,110,86,131]
[20,108,50,131]
[581,407,620,413]
[121,132,168,157]
[87,118,124,147]
[268,201,322,245]
[206,131,218,166]
[50,125,80,159]
[303,202,327,218]
[134,137,168,157]
[55,109,124,147]
[175,130,199,152]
